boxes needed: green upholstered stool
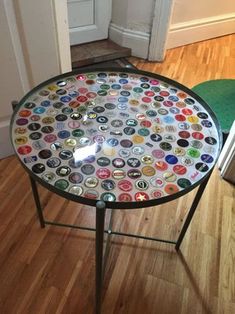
[192,79,235,137]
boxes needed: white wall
[167,0,235,48]
[171,0,235,23]
[0,3,24,119]
[0,0,71,159]
[111,0,128,29]
[125,0,154,33]
[110,0,155,58]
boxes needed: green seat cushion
[192,79,235,133]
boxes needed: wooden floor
[1,34,235,314]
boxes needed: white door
[67,0,112,45]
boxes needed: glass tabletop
[10,68,222,209]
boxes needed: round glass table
[10,68,222,313]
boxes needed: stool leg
[175,169,213,250]
[29,176,45,228]
[95,201,106,314]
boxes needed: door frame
[6,0,71,88]
[148,0,174,61]
[1,0,71,159]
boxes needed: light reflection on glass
[83,114,88,122]
[73,143,97,162]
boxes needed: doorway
[67,0,111,45]
[67,0,131,67]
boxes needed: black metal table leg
[29,175,45,228]
[95,201,106,314]
[175,169,213,251]
[102,208,115,276]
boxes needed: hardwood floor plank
[219,194,235,303]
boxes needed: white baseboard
[0,119,14,159]
[167,13,235,49]
[109,23,150,59]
